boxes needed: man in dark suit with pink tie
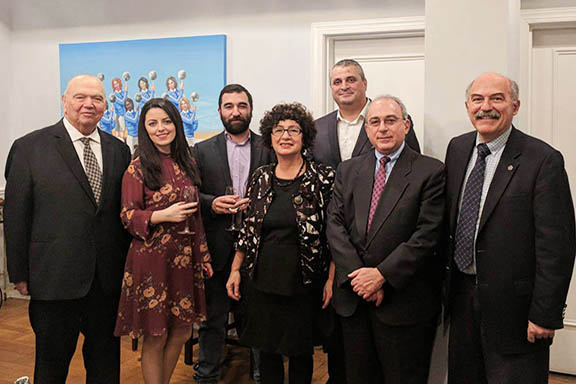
[327,95,445,384]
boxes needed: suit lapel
[366,147,411,246]
[215,132,233,187]
[53,122,98,207]
[478,128,522,233]
[353,153,375,242]
[327,112,342,164]
[448,134,476,231]
[351,122,371,158]
[249,131,263,174]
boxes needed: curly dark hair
[259,102,316,152]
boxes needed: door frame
[310,16,425,117]
[520,6,576,136]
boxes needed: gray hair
[332,59,366,81]
[370,95,409,120]
[465,75,519,102]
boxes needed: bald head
[62,74,106,135]
[64,74,104,96]
[368,95,408,121]
[466,72,519,102]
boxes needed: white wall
[0,0,425,188]
[0,12,11,190]
[424,0,522,160]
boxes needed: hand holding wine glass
[178,185,198,235]
[225,186,243,231]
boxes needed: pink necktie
[367,156,390,232]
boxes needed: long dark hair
[137,98,200,190]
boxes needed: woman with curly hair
[226,102,336,383]
[115,98,213,384]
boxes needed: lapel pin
[507,165,513,171]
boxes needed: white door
[531,27,576,375]
[332,35,425,148]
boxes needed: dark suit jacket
[444,127,576,354]
[327,146,445,325]
[4,120,132,300]
[192,131,273,272]
[313,110,421,169]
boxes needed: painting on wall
[59,35,227,152]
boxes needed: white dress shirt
[63,118,103,172]
[336,99,370,162]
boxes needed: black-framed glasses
[271,127,302,137]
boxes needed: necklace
[275,159,306,187]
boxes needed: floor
[0,298,574,383]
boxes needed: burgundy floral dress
[114,155,210,338]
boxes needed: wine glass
[225,186,242,232]
[178,185,198,235]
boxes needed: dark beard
[221,114,252,135]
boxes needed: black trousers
[259,350,313,384]
[448,272,549,384]
[29,279,121,384]
[340,301,437,384]
[325,320,347,384]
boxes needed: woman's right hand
[226,270,242,301]
[150,201,197,224]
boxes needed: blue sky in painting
[59,35,226,137]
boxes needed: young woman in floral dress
[115,98,213,384]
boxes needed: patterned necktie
[367,156,390,232]
[454,143,491,271]
[80,137,103,204]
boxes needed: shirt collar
[375,141,405,164]
[337,98,370,125]
[63,117,101,144]
[475,126,512,154]
[225,131,251,146]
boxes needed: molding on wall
[310,16,425,117]
[521,7,576,26]
[354,53,424,63]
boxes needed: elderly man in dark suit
[192,84,272,384]
[4,74,131,383]
[327,95,445,384]
[444,72,575,384]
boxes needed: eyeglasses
[271,127,302,137]
[367,116,404,128]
